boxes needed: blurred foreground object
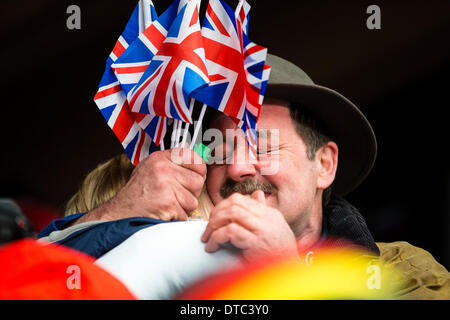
[177,243,449,300]
[0,239,136,299]
[15,197,61,235]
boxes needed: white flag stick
[189,103,207,149]
[175,118,183,147]
[170,120,178,148]
[181,98,196,147]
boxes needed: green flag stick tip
[193,143,211,162]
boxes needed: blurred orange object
[0,239,136,300]
[177,243,400,300]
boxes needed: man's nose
[225,140,257,182]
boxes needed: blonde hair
[65,154,210,220]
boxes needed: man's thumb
[251,190,266,204]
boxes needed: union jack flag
[94,0,168,165]
[111,0,189,98]
[127,0,209,124]
[235,0,271,158]
[190,0,270,158]
[237,0,270,109]
[190,0,247,120]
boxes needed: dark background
[1,0,449,268]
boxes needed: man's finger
[173,187,198,218]
[169,147,206,179]
[207,193,251,219]
[173,166,205,199]
[155,193,189,221]
[251,190,266,204]
[201,203,260,242]
[205,223,256,253]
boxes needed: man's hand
[201,191,299,261]
[76,148,206,224]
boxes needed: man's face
[205,99,321,234]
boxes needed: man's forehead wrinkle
[256,129,280,140]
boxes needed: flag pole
[170,120,178,148]
[181,98,196,147]
[189,103,207,150]
[174,118,183,147]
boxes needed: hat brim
[265,83,377,196]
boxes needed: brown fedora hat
[264,54,377,196]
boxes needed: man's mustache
[219,179,277,199]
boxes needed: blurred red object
[15,197,62,234]
[0,239,136,300]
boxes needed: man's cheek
[260,157,280,176]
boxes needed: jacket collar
[320,194,379,255]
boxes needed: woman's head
[65,154,134,216]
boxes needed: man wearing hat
[198,53,378,259]
[38,54,449,299]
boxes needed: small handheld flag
[128,0,210,124]
[94,0,166,165]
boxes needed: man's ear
[316,141,338,190]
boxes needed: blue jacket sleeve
[56,217,168,258]
[37,212,87,238]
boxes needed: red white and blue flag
[189,0,270,158]
[127,0,209,124]
[190,0,247,120]
[235,0,271,158]
[111,0,189,98]
[94,0,168,165]
[237,0,271,110]
[94,0,270,161]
